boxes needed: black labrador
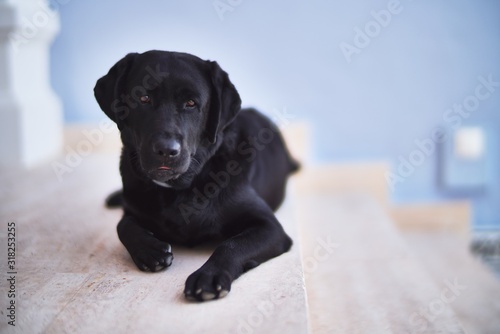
[94,50,299,301]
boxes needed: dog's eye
[140,95,151,104]
[185,99,196,109]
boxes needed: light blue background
[50,0,500,229]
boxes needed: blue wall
[50,0,500,229]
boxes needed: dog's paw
[130,239,173,272]
[184,266,232,301]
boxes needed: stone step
[0,153,310,334]
[1,121,474,334]
[293,187,467,333]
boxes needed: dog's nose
[153,138,181,158]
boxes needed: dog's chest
[151,192,223,245]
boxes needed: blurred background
[48,0,499,231]
[1,0,500,332]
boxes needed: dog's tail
[105,189,123,208]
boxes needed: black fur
[94,50,299,301]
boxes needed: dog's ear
[94,53,138,122]
[205,61,242,144]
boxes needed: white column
[0,0,63,168]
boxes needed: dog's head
[94,51,241,188]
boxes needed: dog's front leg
[117,215,173,272]
[184,210,292,301]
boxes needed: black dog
[94,50,299,301]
